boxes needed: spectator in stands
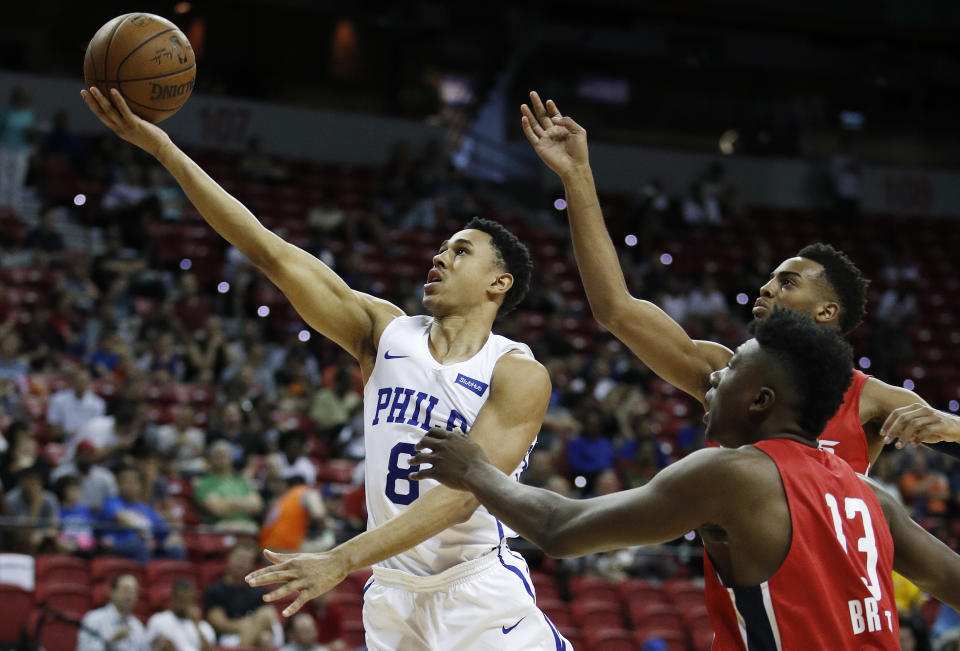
[260,476,332,552]
[204,540,282,648]
[42,110,86,163]
[138,331,186,382]
[174,272,212,332]
[280,611,345,651]
[67,400,142,462]
[681,181,722,226]
[899,449,950,518]
[0,86,34,211]
[829,135,861,222]
[687,276,729,318]
[146,578,216,651]
[931,604,960,649]
[657,277,691,324]
[208,401,259,465]
[239,136,287,183]
[309,366,361,441]
[151,404,207,475]
[89,329,128,378]
[871,451,906,505]
[46,366,106,441]
[54,473,96,554]
[186,315,232,384]
[23,206,65,262]
[277,429,317,486]
[0,420,49,489]
[78,573,147,651]
[148,165,186,221]
[0,377,27,428]
[90,227,147,293]
[566,413,615,494]
[0,332,29,379]
[50,439,118,511]
[195,440,262,534]
[61,253,100,315]
[100,465,184,562]
[2,464,58,553]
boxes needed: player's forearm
[461,461,593,557]
[560,165,632,325]
[154,139,285,270]
[335,487,478,571]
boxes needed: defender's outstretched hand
[245,549,348,617]
[410,427,491,491]
[521,91,588,179]
[81,86,170,156]
[882,403,960,448]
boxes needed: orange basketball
[83,13,196,123]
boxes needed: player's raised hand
[409,427,490,490]
[881,403,960,448]
[81,87,171,157]
[245,549,348,617]
[521,91,588,179]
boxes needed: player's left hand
[410,427,489,490]
[244,549,347,616]
[881,403,960,448]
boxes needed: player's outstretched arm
[81,87,400,362]
[866,477,960,609]
[860,379,960,459]
[413,437,734,557]
[244,353,550,615]
[521,91,730,403]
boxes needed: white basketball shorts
[362,543,572,650]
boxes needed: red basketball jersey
[819,370,872,474]
[704,438,898,650]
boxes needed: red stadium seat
[628,602,683,630]
[570,575,622,604]
[199,560,228,588]
[29,608,83,651]
[558,627,583,650]
[636,627,688,651]
[538,599,573,628]
[90,558,143,586]
[571,599,624,628]
[583,626,636,651]
[35,583,91,613]
[35,555,89,585]
[343,620,366,648]
[0,586,33,642]
[145,560,197,590]
[326,592,363,623]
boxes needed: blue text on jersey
[371,386,470,432]
[455,373,488,397]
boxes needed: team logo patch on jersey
[455,373,488,396]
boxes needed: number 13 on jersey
[824,493,895,635]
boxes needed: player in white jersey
[83,87,570,650]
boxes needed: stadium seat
[90,557,143,586]
[618,578,666,606]
[571,599,624,628]
[343,620,366,648]
[583,626,636,651]
[691,622,715,650]
[558,627,583,650]
[0,586,33,642]
[538,599,573,628]
[35,583,91,613]
[628,602,683,629]
[570,575,622,604]
[35,555,89,585]
[29,608,83,651]
[145,560,198,590]
[200,560,228,588]
[326,592,363,624]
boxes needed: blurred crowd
[2,83,960,649]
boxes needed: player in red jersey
[410,309,960,650]
[519,92,960,473]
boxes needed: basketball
[83,13,196,123]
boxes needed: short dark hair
[796,243,869,333]
[53,474,80,501]
[172,578,196,592]
[753,307,853,438]
[464,217,532,315]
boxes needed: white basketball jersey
[363,315,536,576]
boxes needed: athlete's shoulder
[490,351,550,395]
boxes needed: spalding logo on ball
[84,13,197,123]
